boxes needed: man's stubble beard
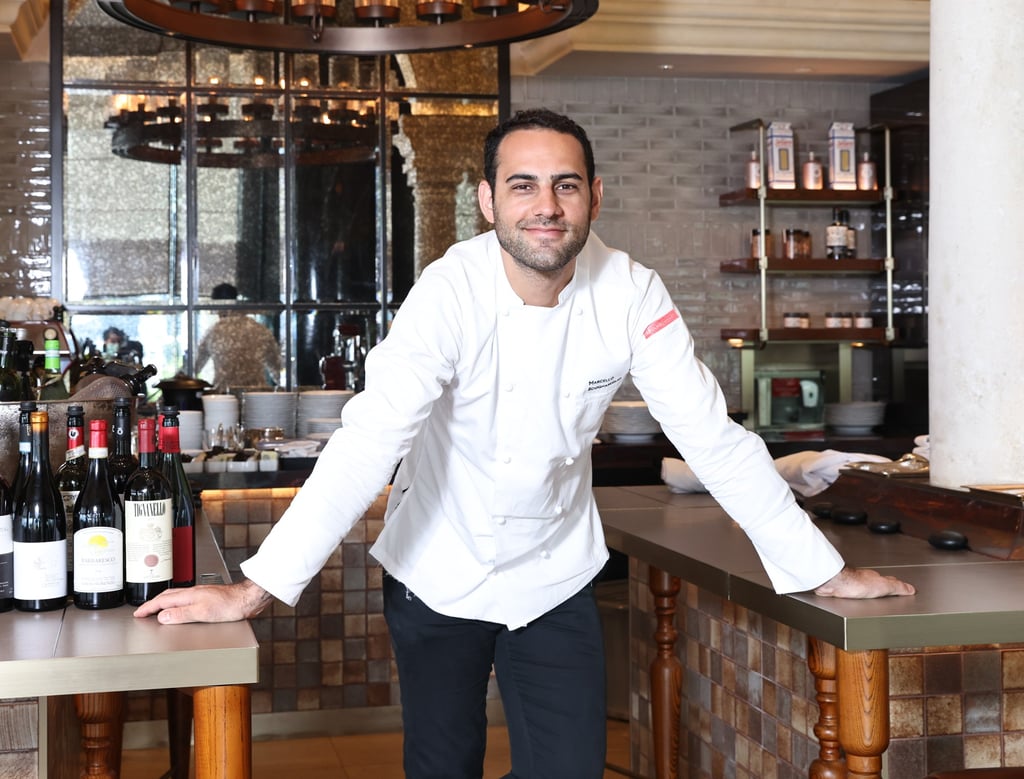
[493,215,590,277]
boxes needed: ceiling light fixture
[96,0,599,55]
[105,85,380,168]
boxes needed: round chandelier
[105,86,381,168]
[96,0,599,55]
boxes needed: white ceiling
[1,0,931,82]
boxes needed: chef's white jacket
[240,231,844,628]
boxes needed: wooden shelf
[720,257,886,274]
[721,327,890,344]
[718,188,883,207]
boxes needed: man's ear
[478,180,495,224]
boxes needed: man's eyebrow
[503,172,584,184]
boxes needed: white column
[928,0,1024,487]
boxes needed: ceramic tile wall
[628,559,1024,779]
[511,76,885,406]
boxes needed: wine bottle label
[825,224,847,249]
[74,527,125,593]
[124,499,173,583]
[0,513,12,598]
[13,539,67,599]
[61,490,80,517]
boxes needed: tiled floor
[120,718,632,779]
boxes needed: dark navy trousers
[383,574,607,779]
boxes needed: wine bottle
[36,327,70,401]
[108,396,139,499]
[13,340,35,401]
[10,400,36,515]
[73,419,125,609]
[158,407,196,588]
[56,404,87,589]
[0,325,22,402]
[123,416,173,606]
[0,470,13,613]
[13,410,68,612]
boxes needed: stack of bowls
[600,400,663,442]
[242,391,299,438]
[824,401,887,435]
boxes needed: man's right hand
[132,578,274,624]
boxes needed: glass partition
[59,9,504,388]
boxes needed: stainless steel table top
[597,486,1024,651]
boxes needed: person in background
[194,283,282,392]
[135,110,914,779]
[102,326,144,363]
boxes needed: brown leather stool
[926,770,1024,779]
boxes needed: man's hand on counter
[813,566,916,599]
[133,578,274,623]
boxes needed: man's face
[478,128,602,276]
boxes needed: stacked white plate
[296,390,354,437]
[201,394,240,436]
[824,401,886,435]
[600,400,662,442]
[242,391,299,438]
[178,410,205,451]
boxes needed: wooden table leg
[192,685,251,779]
[836,648,889,779]
[649,567,681,779]
[166,688,194,779]
[75,692,124,779]
[807,638,844,779]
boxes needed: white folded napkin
[661,449,893,498]
[913,434,930,459]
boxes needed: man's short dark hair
[212,283,239,301]
[483,109,596,192]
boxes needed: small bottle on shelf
[745,148,761,190]
[857,152,877,191]
[840,209,856,258]
[824,312,841,329]
[825,208,847,260]
[801,151,823,190]
[854,312,874,328]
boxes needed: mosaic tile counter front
[124,486,406,736]
[627,559,1024,779]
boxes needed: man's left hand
[813,566,916,598]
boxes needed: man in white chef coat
[136,108,914,779]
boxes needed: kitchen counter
[0,513,259,778]
[597,481,1024,779]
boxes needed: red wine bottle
[13,410,68,612]
[73,420,125,610]
[108,397,139,499]
[123,416,173,606]
[56,404,87,589]
[0,469,13,612]
[158,407,196,588]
